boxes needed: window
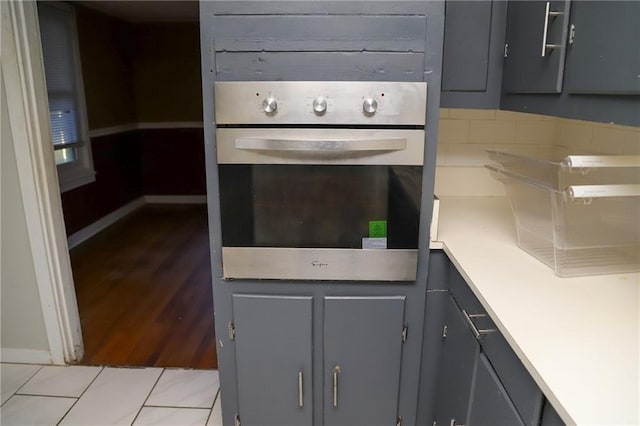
[38,2,94,192]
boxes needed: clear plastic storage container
[485,153,640,277]
[486,148,640,190]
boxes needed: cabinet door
[442,1,494,91]
[468,353,525,426]
[233,294,313,426]
[503,0,571,93]
[324,296,405,426]
[434,297,480,426]
[564,1,640,94]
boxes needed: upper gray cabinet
[564,1,640,94]
[500,0,639,126]
[502,1,572,93]
[442,1,493,91]
[440,0,508,108]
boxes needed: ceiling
[74,1,199,23]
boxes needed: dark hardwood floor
[70,204,217,369]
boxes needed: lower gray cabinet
[432,255,545,426]
[434,297,480,426]
[232,294,313,426]
[468,353,525,426]
[232,294,406,426]
[324,296,406,426]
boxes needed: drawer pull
[462,310,496,339]
[298,371,304,407]
[332,365,340,407]
[541,1,564,57]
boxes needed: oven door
[216,128,425,281]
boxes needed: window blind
[38,4,81,149]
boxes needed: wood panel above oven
[206,3,433,82]
[211,15,428,52]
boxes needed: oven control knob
[363,98,378,115]
[313,96,327,115]
[262,97,277,114]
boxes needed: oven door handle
[235,137,407,152]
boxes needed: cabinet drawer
[483,330,544,426]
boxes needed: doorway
[38,0,215,368]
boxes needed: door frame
[2,0,83,364]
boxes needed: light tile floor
[0,363,222,426]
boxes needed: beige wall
[76,6,137,129]
[131,23,202,122]
[435,109,640,196]
[1,72,50,352]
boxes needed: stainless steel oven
[214,81,427,281]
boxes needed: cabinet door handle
[541,1,564,57]
[298,371,304,407]
[449,418,466,426]
[462,310,496,339]
[332,365,340,407]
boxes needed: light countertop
[435,196,639,426]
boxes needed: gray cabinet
[434,297,480,426]
[500,1,640,125]
[441,0,507,108]
[430,252,546,426]
[324,296,406,426]
[434,295,528,426]
[232,294,313,426]
[503,1,572,93]
[232,294,407,426]
[564,1,640,94]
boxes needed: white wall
[434,108,640,196]
[1,72,50,355]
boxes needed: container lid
[486,148,640,170]
[485,164,640,199]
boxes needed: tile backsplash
[435,108,640,196]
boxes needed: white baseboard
[144,195,207,204]
[67,197,145,249]
[88,122,204,138]
[1,348,54,364]
[88,123,138,138]
[137,122,204,130]
[66,195,207,249]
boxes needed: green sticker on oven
[369,220,387,238]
